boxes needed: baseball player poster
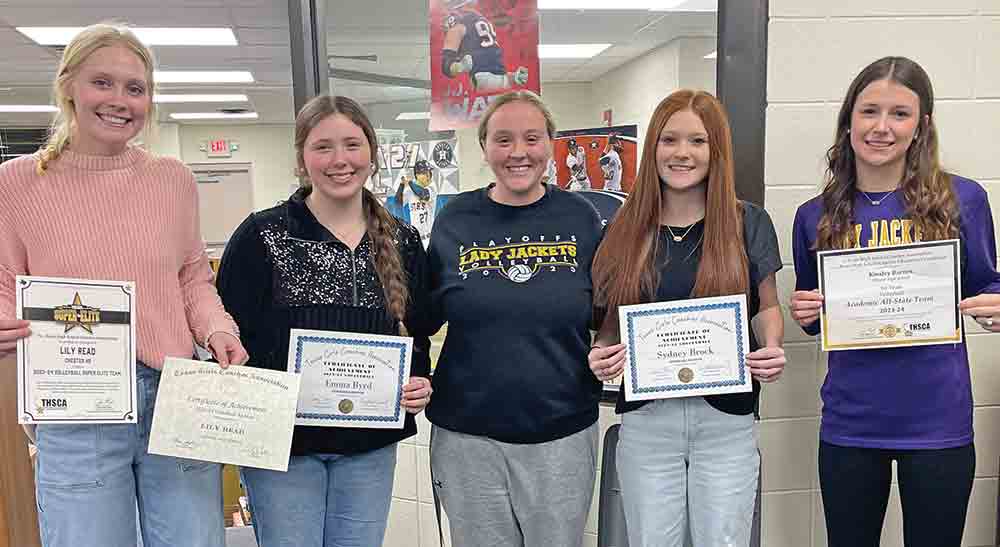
[429,0,541,131]
[379,139,460,248]
[553,124,638,193]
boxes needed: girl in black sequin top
[217,95,432,547]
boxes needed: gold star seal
[53,293,101,333]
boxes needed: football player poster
[379,139,460,248]
[553,124,638,193]
[429,0,541,131]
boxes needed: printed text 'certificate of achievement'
[288,329,412,429]
[818,240,962,351]
[16,276,137,424]
[148,358,301,472]
[620,294,751,402]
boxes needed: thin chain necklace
[859,187,898,206]
[665,222,697,242]
[330,223,366,246]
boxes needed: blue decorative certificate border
[625,301,747,395]
[292,335,407,423]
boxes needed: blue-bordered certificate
[287,329,412,429]
[619,294,751,401]
[16,275,138,424]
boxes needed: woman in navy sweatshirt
[424,90,603,547]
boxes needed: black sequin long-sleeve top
[217,187,432,456]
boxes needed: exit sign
[207,139,231,157]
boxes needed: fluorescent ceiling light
[155,71,254,84]
[16,27,237,46]
[0,105,58,113]
[539,44,611,59]
[704,50,717,59]
[170,112,258,120]
[154,94,249,103]
[539,0,685,9]
[395,112,430,121]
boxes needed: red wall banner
[429,0,540,131]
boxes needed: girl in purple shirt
[790,56,1000,547]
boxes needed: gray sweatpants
[430,423,598,547]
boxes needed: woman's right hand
[789,290,824,327]
[589,343,626,382]
[0,319,31,356]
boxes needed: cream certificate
[148,358,301,472]
[16,276,137,424]
[288,329,412,429]
[818,240,962,351]
[620,294,752,402]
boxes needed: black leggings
[818,441,975,547]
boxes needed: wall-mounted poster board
[553,125,638,193]
[379,139,459,249]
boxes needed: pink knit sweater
[0,146,238,369]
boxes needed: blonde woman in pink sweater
[0,24,247,547]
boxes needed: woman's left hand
[746,346,786,383]
[206,332,249,369]
[959,293,1000,332]
[402,376,433,414]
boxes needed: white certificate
[287,329,412,429]
[619,294,752,402]
[16,276,137,424]
[148,358,301,472]
[818,240,962,351]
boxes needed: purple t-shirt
[792,176,1000,449]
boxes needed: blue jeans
[617,397,759,547]
[241,443,398,547]
[34,363,224,547]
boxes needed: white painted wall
[542,81,599,131]
[678,36,717,96]
[176,124,296,211]
[592,40,680,155]
[145,122,181,159]
[763,2,1000,546]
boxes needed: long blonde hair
[37,23,157,174]
[294,95,410,335]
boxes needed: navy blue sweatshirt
[424,184,603,443]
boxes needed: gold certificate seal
[879,324,900,338]
[338,399,354,414]
[678,367,694,384]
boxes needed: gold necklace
[666,222,697,242]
